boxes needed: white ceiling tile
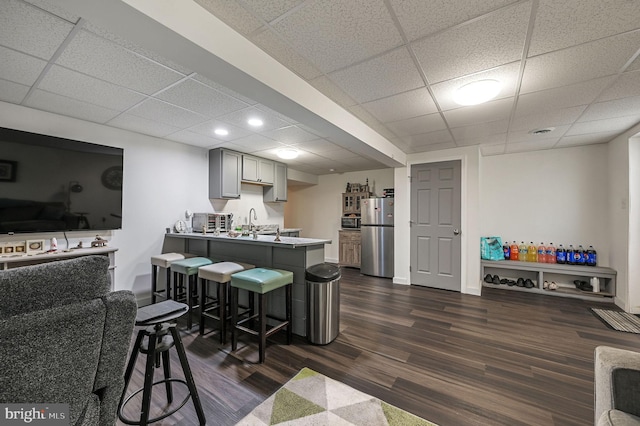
[346,105,398,140]
[385,113,447,137]
[296,123,331,139]
[521,31,640,93]
[328,47,424,103]
[262,125,318,144]
[251,28,322,80]
[507,125,568,143]
[215,142,248,152]
[307,76,357,108]
[231,134,281,151]
[361,88,437,123]
[567,116,640,136]
[166,130,224,148]
[155,78,248,118]
[56,30,185,95]
[401,129,454,147]
[272,0,403,73]
[242,0,305,23]
[216,106,291,132]
[409,141,458,153]
[25,89,120,123]
[189,120,252,141]
[292,139,344,153]
[127,98,207,129]
[451,120,509,141]
[443,97,513,128]
[579,97,640,122]
[480,144,506,156]
[390,0,518,41]
[556,131,620,147]
[0,0,73,60]
[627,55,640,73]
[0,45,47,86]
[317,148,361,161]
[0,78,29,104]
[515,77,615,116]
[431,62,521,111]
[456,133,507,146]
[194,0,264,35]
[253,104,297,125]
[505,138,557,153]
[193,75,258,105]
[108,113,182,138]
[529,0,640,57]
[598,71,640,102]
[39,65,146,111]
[411,2,531,83]
[511,105,586,132]
[23,0,79,23]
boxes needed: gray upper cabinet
[242,155,274,185]
[209,148,241,199]
[264,162,287,202]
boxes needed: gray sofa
[595,346,640,425]
[0,256,137,426]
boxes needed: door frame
[393,147,482,296]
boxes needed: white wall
[209,183,284,230]
[481,144,610,263]
[286,169,394,262]
[628,136,640,312]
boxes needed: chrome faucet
[248,208,257,230]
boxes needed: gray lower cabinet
[209,148,241,199]
[264,162,287,202]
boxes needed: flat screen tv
[0,126,123,234]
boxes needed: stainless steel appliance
[192,213,233,233]
[360,198,394,278]
[341,216,361,229]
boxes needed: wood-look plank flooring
[117,268,640,426]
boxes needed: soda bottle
[556,244,566,264]
[577,245,586,265]
[587,245,597,266]
[510,241,519,260]
[567,245,575,265]
[518,242,527,261]
[547,243,556,264]
[503,241,510,260]
[528,242,537,262]
[538,242,546,263]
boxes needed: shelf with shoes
[480,260,616,302]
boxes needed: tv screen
[0,127,123,234]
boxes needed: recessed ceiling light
[247,118,263,127]
[277,148,299,159]
[329,168,335,172]
[214,128,229,136]
[529,127,556,135]
[454,79,502,106]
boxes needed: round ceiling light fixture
[214,128,229,136]
[277,148,299,159]
[248,118,263,127]
[453,79,502,106]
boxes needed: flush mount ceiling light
[214,128,228,136]
[277,148,299,159]
[247,118,263,127]
[453,79,502,106]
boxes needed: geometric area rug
[591,308,640,334]
[236,367,437,425]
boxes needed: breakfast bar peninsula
[163,232,332,336]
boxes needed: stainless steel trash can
[306,263,341,345]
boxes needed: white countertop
[166,232,330,248]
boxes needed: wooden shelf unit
[339,230,361,268]
[481,260,616,301]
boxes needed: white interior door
[410,161,462,291]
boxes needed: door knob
[453,228,460,235]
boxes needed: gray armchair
[0,256,137,426]
[595,346,640,425]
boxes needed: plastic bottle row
[503,241,597,266]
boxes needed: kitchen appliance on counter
[192,213,233,233]
[341,216,361,229]
[360,198,394,278]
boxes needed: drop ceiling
[1,0,640,176]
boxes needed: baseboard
[393,276,409,285]
[325,257,338,264]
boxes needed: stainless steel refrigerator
[360,197,394,278]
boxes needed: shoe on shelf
[516,278,525,287]
[524,279,534,288]
[500,278,508,284]
[543,280,549,290]
[484,274,493,283]
[549,282,558,290]
[492,275,501,285]
[506,280,516,286]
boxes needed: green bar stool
[170,257,213,330]
[150,253,196,304]
[230,268,293,363]
[198,261,255,343]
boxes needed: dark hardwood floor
[117,268,640,426]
